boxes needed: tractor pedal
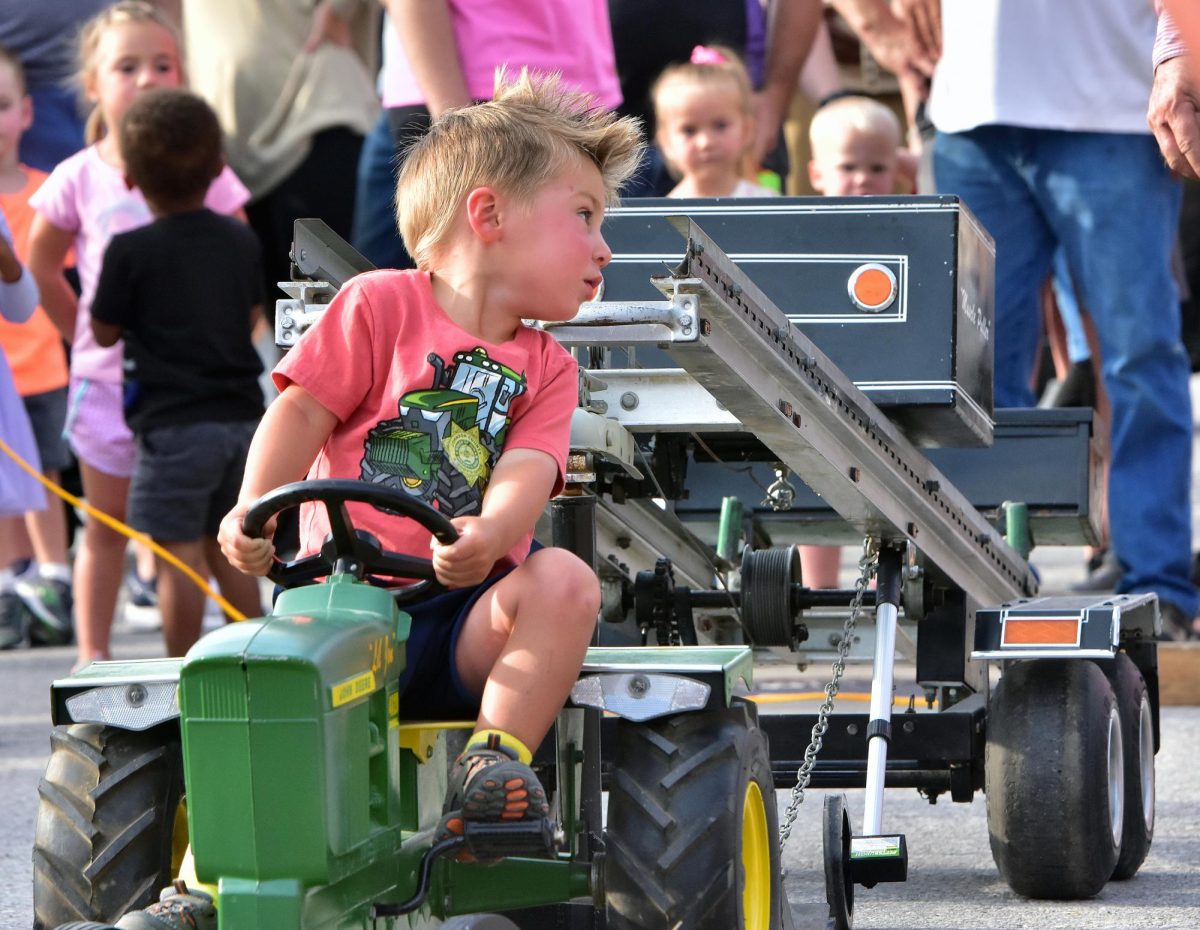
[849,834,908,888]
[461,817,561,860]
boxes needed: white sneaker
[124,601,163,631]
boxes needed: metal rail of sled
[546,216,1036,608]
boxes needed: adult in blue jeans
[930,0,1197,639]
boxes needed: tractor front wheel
[32,723,186,929]
[604,700,780,929]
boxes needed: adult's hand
[1148,55,1200,179]
[893,0,941,68]
[832,0,937,80]
[304,0,352,53]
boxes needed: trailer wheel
[1105,653,1154,880]
[985,659,1123,899]
[605,700,780,929]
[32,724,186,929]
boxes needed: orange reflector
[848,264,897,312]
[1001,618,1080,646]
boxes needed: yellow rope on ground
[0,435,246,622]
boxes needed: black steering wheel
[241,479,459,604]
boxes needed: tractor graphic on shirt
[359,347,527,517]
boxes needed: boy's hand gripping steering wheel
[241,479,459,604]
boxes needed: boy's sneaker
[0,591,31,650]
[114,880,216,930]
[125,568,159,608]
[436,741,550,858]
[15,577,74,646]
[124,568,162,630]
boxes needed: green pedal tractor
[32,479,784,929]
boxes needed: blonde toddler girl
[652,45,778,199]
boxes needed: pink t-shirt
[382,0,621,110]
[29,146,250,384]
[274,269,578,572]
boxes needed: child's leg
[1,513,33,567]
[24,470,70,566]
[436,547,597,841]
[155,540,208,657]
[203,536,262,620]
[73,462,130,664]
[455,546,600,755]
[0,515,30,568]
[133,539,158,591]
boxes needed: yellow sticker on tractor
[331,671,376,708]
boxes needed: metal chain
[778,536,880,849]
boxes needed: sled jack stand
[823,543,910,930]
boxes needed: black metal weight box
[601,195,995,447]
[677,407,1101,548]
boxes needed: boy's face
[656,81,751,187]
[0,61,32,164]
[809,128,897,197]
[496,156,612,321]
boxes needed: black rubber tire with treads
[32,723,184,929]
[985,659,1123,899]
[604,700,781,929]
[1104,653,1155,880]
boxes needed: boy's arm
[218,384,340,575]
[92,320,121,346]
[430,448,558,589]
[27,214,78,341]
[90,237,128,346]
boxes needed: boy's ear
[465,186,503,243]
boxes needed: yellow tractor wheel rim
[741,780,771,930]
[170,796,189,877]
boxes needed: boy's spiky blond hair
[396,68,644,270]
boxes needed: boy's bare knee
[525,548,601,616]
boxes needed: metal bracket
[543,290,702,346]
[275,280,336,348]
[561,217,1035,608]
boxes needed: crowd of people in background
[1,0,1199,679]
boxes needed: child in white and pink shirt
[27,1,250,669]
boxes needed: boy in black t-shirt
[91,87,264,656]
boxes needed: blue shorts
[22,387,71,473]
[128,421,256,540]
[397,566,513,721]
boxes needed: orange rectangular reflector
[1002,618,1080,646]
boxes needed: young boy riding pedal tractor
[35,479,779,930]
[32,71,784,930]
